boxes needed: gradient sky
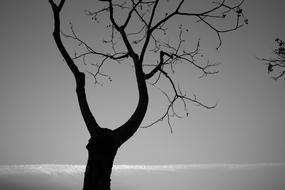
[0,0,285,165]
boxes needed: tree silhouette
[49,0,246,189]
[260,38,285,81]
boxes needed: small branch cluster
[140,25,219,131]
[142,72,217,133]
[141,37,218,131]
[260,38,285,81]
[61,23,129,85]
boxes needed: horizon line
[1,163,285,175]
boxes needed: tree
[49,0,246,189]
[260,38,285,81]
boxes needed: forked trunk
[49,2,149,190]
[83,128,119,190]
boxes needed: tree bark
[83,128,119,190]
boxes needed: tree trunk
[49,2,149,189]
[83,128,119,190]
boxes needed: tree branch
[96,0,150,145]
[259,38,285,81]
[113,61,149,146]
[104,1,138,59]
[49,0,80,78]
[149,0,246,49]
[122,0,143,29]
[140,0,176,62]
[142,67,216,132]
[61,24,129,60]
[144,51,173,79]
[49,0,100,136]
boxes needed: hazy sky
[0,0,285,166]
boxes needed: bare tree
[260,38,285,81]
[49,0,246,189]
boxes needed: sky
[0,0,285,166]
